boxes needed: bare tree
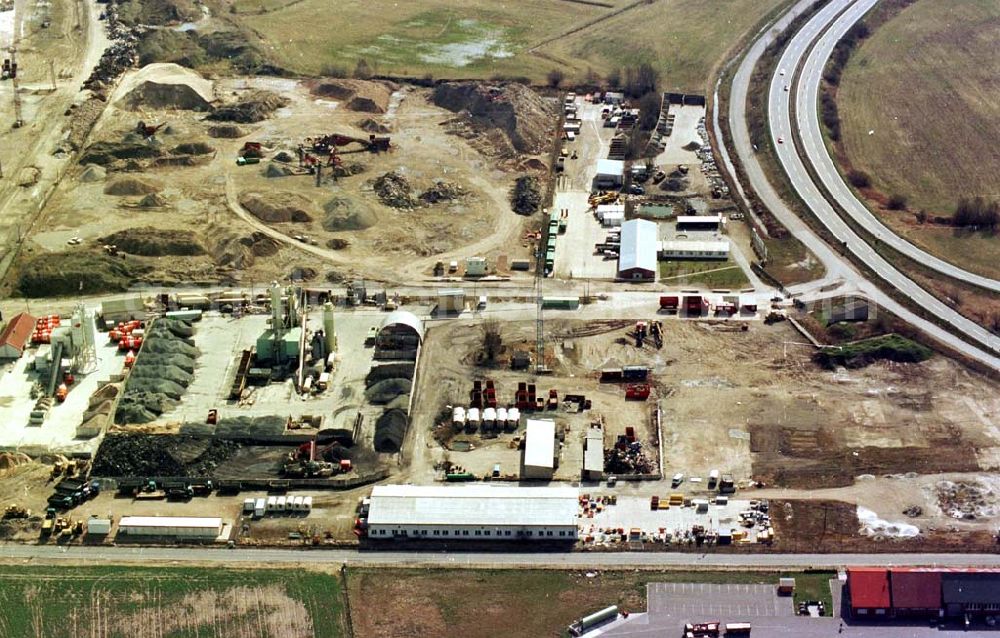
[481,319,503,362]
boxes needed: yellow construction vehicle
[3,504,30,519]
[51,460,65,477]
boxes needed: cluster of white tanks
[452,406,519,432]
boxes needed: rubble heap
[419,180,466,204]
[373,171,416,209]
[510,175,541,215]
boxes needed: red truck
[684,296,708,316]
[625,384,650,400]
[659,296,679,312]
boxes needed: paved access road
[795,2,1000,294]
[726,0,1000,371]
[4,544,1000,569]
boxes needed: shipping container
[276,496,286,511]
[266,496,277,512]
[541,296,580,310]
[254,498,266,518]
[622,365,648,381]
[293,496,304,511]
[303,496,313,512]
[242,498,254,513]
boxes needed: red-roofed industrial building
[0,312,37,360]
[890,569,942,616]
[847,568,891,616]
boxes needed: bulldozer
[3,504,30,519]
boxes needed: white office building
[366,484,579,541]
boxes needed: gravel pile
[92,434,241,478]
[207,90,288,123]
[115,318,198,424]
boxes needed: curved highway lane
[767,0,1000,362]
[796,4,1000,294]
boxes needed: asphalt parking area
[646,582,793,618]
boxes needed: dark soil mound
[172,141,215,155]
[207,90,288,123]
[207,124,246,139]
[511,175,541,215]
[80,142,162,166]
[432,82,556,155]
[17,252,149,297]
[100,228,205,256]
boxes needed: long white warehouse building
[117,516,223,539]
[366,484,579,541]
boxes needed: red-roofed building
[847,568,891,616]
[0,312,37,360]
[890,569,942,616]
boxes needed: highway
[726,0,1000,371]
[5,544,1000,570]
[795,3,1000,294]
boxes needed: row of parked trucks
[659,295,759,316]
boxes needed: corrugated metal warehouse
[366,484,579,540]
[523,418,558,479]
[117,516,223,539]
[617,219,658,281]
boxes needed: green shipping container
[542,296,580,310]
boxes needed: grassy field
[659,257,751,288]
[237,0,787,92]
[0,565,347,638]
[346,568,835,638]
[837,0,1000,214]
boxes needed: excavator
[307,133,390,155]
[136,121,166,139]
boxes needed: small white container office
[266,495,277,512]
[303,496,313,512]
[243,498,255,513]
[507,407,520,427]
[293,496,305,511]
[467,407,481,427]
[482,407,497,428]
[254,498,266,518]
[276,496,287,511]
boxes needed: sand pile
[0,452,31,475]
[312,79,392,113]
[138,193,167,208]
[100,228,205,256]
[432,82,556,156]
[118,63,214,111]
[104,176,162,196]
[264,163,295,178]
[373,171,416,208]
[80,164,107,182]
[322,197,376,231]
[239,191,315,222]
[208,90,288,123]
[207,124,246,138]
